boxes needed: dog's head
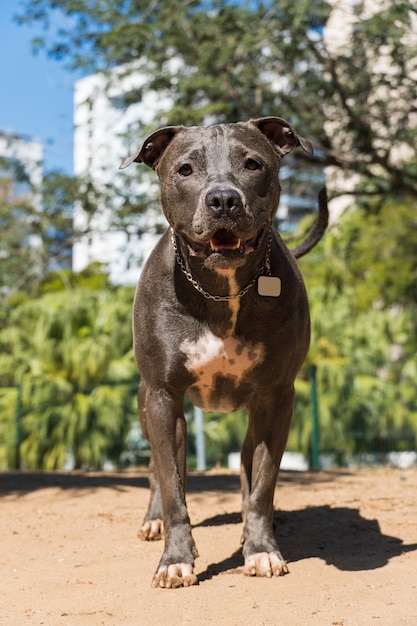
[120,117,313,270]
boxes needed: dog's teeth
[209,238,241,251]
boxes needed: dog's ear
[119,126,181,170]
[251,116,314,157]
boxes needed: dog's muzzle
[171,228,273,300]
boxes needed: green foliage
[344,198,417,310]
[0,167,71,305]
[292,195,417,463]
[37,262,111,294]
[0,168,41,300]
[0,167,110,305]
[0,286,138,470]
[0,387,18,469]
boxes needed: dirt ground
[1,467,416,626]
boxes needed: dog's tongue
[210,229,241,251]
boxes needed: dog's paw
[152,563,198,589]
[137,519,164,541]
[243,551,289,578]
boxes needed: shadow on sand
[0,468,345,496]
[196,504,417,581]
[2,469,416,581]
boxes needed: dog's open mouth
[186,228,261,260]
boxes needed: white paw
[152,563,198,589]
[243,551,289,577]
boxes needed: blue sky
[0,1,80,174]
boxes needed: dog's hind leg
[138,454,164,541]
[137,382,164,541]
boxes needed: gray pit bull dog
[120,116,328,588]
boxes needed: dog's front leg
[240,387,295,577]
[145,388,198,588]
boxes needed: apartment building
[73,63,173,284]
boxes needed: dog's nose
[205,188,243,215]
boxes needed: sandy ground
[1,467,417,626]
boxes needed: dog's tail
[290,187,329,259]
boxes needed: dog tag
[258,276,281,297]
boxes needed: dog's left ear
[119,126,182,170]
[251,116,314,157]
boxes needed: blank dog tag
[258,276,281,297]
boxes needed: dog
[120,117,328,588]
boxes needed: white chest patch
[180,329,265,412]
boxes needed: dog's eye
[178,164,193,177]
[245,158,262,171]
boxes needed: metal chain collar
[170,228,272,302]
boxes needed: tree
[290,199,417,463]
[0,165,72,303]
[16,0,417,200]
[0,169,40,303]
[0,287,138,470]
[0,161,111,307]
[343,198,417,313]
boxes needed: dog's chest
[180,329,265,412]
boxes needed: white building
[73,62,173,285]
